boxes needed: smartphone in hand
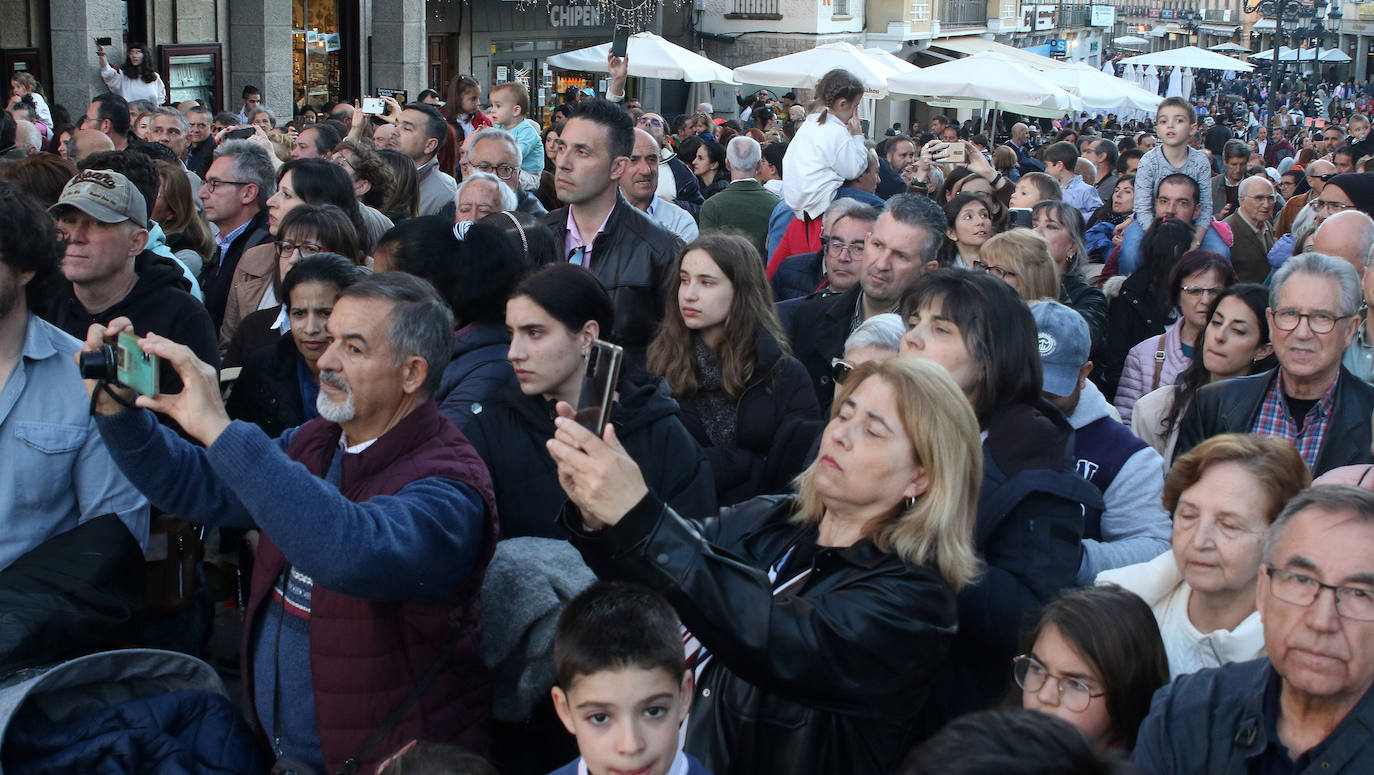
[361,97,384,115]
[95,36,114,46]
[576,340,624,436]
[611,25,631,59]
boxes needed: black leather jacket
[542,194,683,360]
[1175,367,1374,475]
[565,494,959,775]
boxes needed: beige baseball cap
[49,169,147,225]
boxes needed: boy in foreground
[549,581,711,775]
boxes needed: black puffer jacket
[1101,269,1172,400]
[564,494,959,775]
[675,331,820,505]
[918,400,1102,736]
[435,322,513,431]
[464,373,716,539]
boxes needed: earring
[902,495,917,510]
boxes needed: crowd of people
[5,46,1374,775]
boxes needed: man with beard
[80,272,498,774]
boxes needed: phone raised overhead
[611,25,631,59]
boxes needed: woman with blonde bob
[976,229,1060,302]
[1097,433,1310,678]
[547,357,983,775]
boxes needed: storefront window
[293,0,343,113]
[489,36,638,126]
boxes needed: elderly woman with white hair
[454,170,518,225]
[831,313,905,383]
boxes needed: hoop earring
[902,495,916,510]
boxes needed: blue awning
[1023,44,1053,56]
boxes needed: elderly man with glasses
[1175,252,1374,476]
[1225,175,1278,283]
[1136,485,1374,774]
[635,111,704,217]
[1277,160,1338,238]
[465,126,545,215]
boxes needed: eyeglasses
[1308,173,1338,182]
[973,259,1017,280]
[1312,199,1358,213]
[1246,194,1277,203]
[830,357,854,384]
[637,117,664,128]
[1271,308,1353,334]
[204,178,252,193]
[1181,285,1224,299]
[276,240,324,258]
[1012,655,1104,712]
[470,162,518,180]
[825,238,866,258]
[1265,566,1374,621]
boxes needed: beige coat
[218,242,276,348]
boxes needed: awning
[1253,19,1276,31]
[1199,24,1239,36]
[1149,24,1181,38]
[931,35,1071,69]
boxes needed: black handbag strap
[337,639,456,775]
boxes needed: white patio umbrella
[1119,45,1254,72]
[1165,67,1183,99]
[1113,35,1150,47]
[1209,42,1252,53]
[863,48,919,75]
[1141,65,1159,97]
[1320,48,1353,63]
[1037,61,1162,113]
[1182,67,1194,101]
[545,32,736,84]
[732,42,905,96]
[886,52,1083,136]
[1101,60,1115,76]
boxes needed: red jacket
[243,402,498,773]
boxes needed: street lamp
[1180,8,1202,44]
[1243,0,1332,137]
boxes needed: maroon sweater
[241,402,498,773]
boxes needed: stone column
[372,0,426,98]
[49,0,123,113]
[228,0,292,118]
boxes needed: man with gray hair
[1225,175,1278,283]
[80,272,497,774]
[772,198,879,301]
[453,170,517,223]
[466,126,545,215]
[1211,139,1253,218]
[1176,252,1374,474]
[787,193,945,412]
[198,139,275,328]
[1135,484,1374,774]
[699,135,781,258]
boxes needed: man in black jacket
[197,140,274,328]
[1176,252,1374,476]
[47,169,220,390]
[786,194,943,412]
[542,98,682,361]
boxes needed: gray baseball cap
[49,169,147,225]
[1031,300,1091,398]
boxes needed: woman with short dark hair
[1013,586,1169,752]
[1101,217,1196,400]
[692,139,728,199]
[899,269,1100,732]
[95,40,165,105]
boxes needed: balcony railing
[1061,3,1091,27]
[941,0,988,28]
[730,0,779,15]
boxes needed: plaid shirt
[1251,369,1340,470]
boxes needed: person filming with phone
[79,272,499,775]
[463,263,714,540]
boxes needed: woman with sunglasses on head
[899,269,1102,734]
[1113,250,1238,425]
[219,157,368,348]
[649,233,819,505]
[223,204,366,367]
[1098,434,1310,678]
[1131,284,1275,461]
[1013,586,1168,753]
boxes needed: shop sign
[377,88,408,104]
[550,4,605,26]
[1161,8,1175,19]
[1035,4,1056,30]
[1148,7,1161,18]
[1018,5,1035,32]
[1091,5,1114,27]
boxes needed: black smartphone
[1009,208,1033,229]
[611,25,631,59]
[225,127,255,140]
[576,340,624,436]
[95,36,114,46]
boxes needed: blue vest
[1071,415,1148,541]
